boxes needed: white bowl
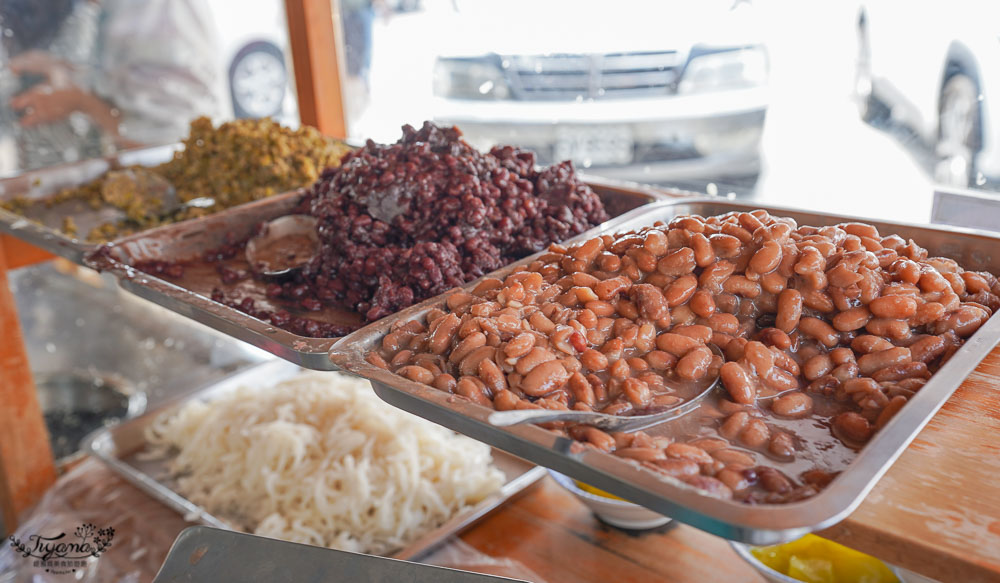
[729,542,804,583]
[730,541,925,583]
[548,470,672,530]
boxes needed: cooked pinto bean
[677,346,713,380]
[870,295,918,319]
[776,289,802,333]
[832,307,871,332]
[373,211,998,506]
[655,333,701,357]
[858,347,911,376]
[520,360,570,397]
[721,363,756,404]
[803,354,834,381]
[799,317,840,347]
[909,335,947,363]
[666,443,714,464]
[771,392,813,418]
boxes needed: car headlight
[433,57,511,100]
[677,46,768,94]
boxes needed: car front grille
[506,51,681,101]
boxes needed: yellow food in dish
[751,534,899,583]
[574,481,626,501]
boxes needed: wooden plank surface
[824,344,1000,582]
[460,478,764,583]
[0,239,56,533]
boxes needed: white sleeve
[96,0,223,145]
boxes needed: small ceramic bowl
[548,470,672,530]
[729,542,806,583]
[729,541,927,583]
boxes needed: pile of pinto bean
[368,210,998,502]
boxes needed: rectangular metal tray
[328,197,1000,545]
[0,144,183,261]
[84,179,667,370]
[83,358,546,562]
[154,526,526,583]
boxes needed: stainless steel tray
[84,179,668,370]
[0,144,182,261]
[83,359,546,561]
[154,526,526,583]
[328,197,1000,545]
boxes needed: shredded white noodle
[144,371,505,555]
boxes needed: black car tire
[229,40,288,119]
[934,72,981,187]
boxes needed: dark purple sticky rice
[269,121,609,324]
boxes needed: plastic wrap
[1,458,546,582]
[0,458,190,582]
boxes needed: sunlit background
[3,0,998,227]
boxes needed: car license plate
[554,125,633,167]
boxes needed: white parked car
[429,0,769,183]
[856,1,1000,188]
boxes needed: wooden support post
[0,237,56,534]
[1,235,54,270]
[284,0,348,138]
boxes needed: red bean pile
[276,122,608,323]
[368,210,998,503]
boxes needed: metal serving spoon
[245,214,320,277]
[100,168,215,219]
[488,345,725,433]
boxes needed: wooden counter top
[822,344,1000,583]
[10,460,764,582]
[459,478,764,582]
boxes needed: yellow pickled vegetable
[574,480,626,501]
[751,534,899,583]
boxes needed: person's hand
[10,84,88,127]
[8,50,73,87]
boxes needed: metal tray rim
[0,144,185,261]
[82,182,667,370]
[82,359,547,561]
[328,196,1000,544]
